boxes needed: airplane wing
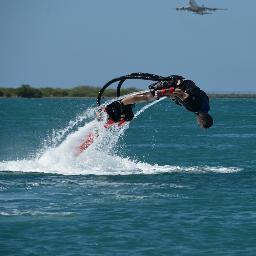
[176,7,211,15]
[176,7,191,11]
[205,7,228,11]
[199,12,213,15]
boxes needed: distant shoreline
[1,93,256,99]
[208,93,256,98]
[1,85,256,99]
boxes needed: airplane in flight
[176,0,227,15]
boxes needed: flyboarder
[76,72,213,154]
[104,75,213,129]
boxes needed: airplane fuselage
[176,0,226,15]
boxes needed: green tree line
[0,85,139,98]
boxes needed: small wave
[210,133,256,139]
[0,210,75,217]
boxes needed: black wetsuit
[175,80,210,113]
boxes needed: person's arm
[121,86,189,105]
[121,90,154,105]
[155,88,189,100]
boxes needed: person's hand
[154,90,164,100]
[154,87,175,100]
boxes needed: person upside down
[76,75,213,154]
[105,76,213,129]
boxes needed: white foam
[0,156,242,175]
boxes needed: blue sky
[0,0,255,92]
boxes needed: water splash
[0,98,242,175]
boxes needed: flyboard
[75,72,184,155]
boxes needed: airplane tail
[189,0,199,8]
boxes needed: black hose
[97,72,184,106]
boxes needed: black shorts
[105,100,134,122]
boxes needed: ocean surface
[0,97,256,255]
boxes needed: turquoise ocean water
[0,98,256,255]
